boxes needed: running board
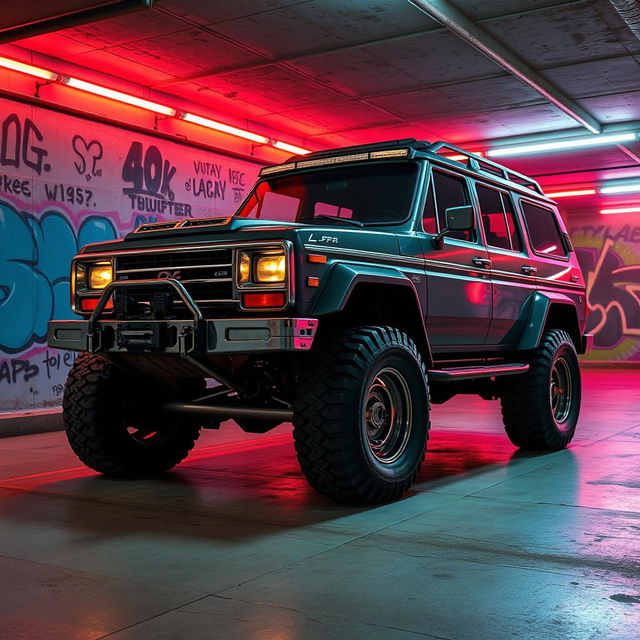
[428,363,529,382]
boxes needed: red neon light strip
[0,55,310,154]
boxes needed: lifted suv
[49,139,591,504]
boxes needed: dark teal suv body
[49,139,591,504]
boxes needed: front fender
[310,262,421,316]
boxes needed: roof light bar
[181,112,269,144]
[62,77,176,116]
[272,140,311,155]
[0,56,57,81]
[259,149,410,177]
[600,206,640,215]
[545,188,596,198]
[600,182,640,194]
[487,132,637,158]
[370,149,411,159]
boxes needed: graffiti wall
[0,97,261,412]
[571,216,640,361]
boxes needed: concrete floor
[0,369,638,640]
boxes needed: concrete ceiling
[6,0,640,212]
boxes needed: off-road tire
[293,326,430,504]
[500,329,581,450]
[63,353,201,476]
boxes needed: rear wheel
[293,326,430,504]
[63,353,201,477]
[500,329,581,450]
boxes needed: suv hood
[79,215,400,256]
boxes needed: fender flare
[310,262,432,361]
[311,262,421,315]
[518,291,581,351]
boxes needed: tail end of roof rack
[428,141,544,195]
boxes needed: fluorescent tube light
[63,77,176,116]
[487,132,637,158]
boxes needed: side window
[521,201,567,258]
[422,183,437,234]
[432,170,474,242]
[475,185,523,252]
[501,193,522,252]
[476,185,510,250]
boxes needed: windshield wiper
[310,214,364,228]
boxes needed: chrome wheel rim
[550,355,572,425]
[364,367,412,464]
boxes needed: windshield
[236,162,419,225]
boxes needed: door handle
[521,265,538,275]
[472,256,492,267]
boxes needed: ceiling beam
[407,0,602,134]
[152,0,584,89]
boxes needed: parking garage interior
[0,1,639,639]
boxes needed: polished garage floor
[0,369,638,640]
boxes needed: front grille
[114,247,236,316]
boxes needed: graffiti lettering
[41,350,78,380]
[72,135,103,181]
[581,238,640,340]
[43,183,93,206]
[0,201,118,353]
[194,161,222,177]
[574,230,640,360]
[0,173,31,197]
[122,141,176,200]
[574,224,640,244]
[232,187,245,204]
[127,194,192,217]
[228,169,245,187]
[0,358,39,384]
[0,114,50,175]
[185,177,227,200]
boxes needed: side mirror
[432,205,476,249]
[445,205,475,231]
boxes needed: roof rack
[427,141,544,195]
[290,138,430,160]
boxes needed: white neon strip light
[0,56,57,81]
[487,132,637,158]
[63,77,176,116]
[182,112,269,144]
[545,188,596,198]
[600,206,640,215]
[272,140,311,155]
[600,183,640,194]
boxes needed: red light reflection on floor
[0,428,521,514]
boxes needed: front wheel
[293,326,430,504]
[500,329,581,450]
[63,353,201,477]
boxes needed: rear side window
[520,201,567,258]
[476,185,522,252]
[431,170,475,242]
